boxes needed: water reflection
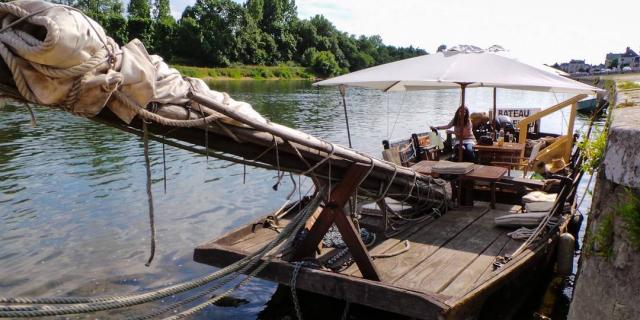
[0,80,598,318]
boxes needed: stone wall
[568,86,640,320]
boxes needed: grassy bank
[172,64,317,80]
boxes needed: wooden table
[459,165,508,208]
[410,161,508,208]
[474,142,525,165]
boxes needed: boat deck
[194,202,545,319]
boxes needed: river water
[0,80,598,318]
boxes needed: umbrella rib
[383,81,402,92]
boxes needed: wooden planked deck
[193,202,546,319]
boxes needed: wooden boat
[194,157,583,319]
[577,97,608,114]
[0,5,599,318]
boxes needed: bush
[302,48,318,67]
[311,51,341,77]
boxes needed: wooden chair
[382,139,417,167]
[411,132,444,161]
[492,141,544,177]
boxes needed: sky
[169,0,639,66]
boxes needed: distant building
[605,47,639,68]
[558,59,590,74]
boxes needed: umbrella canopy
[315,46,600,94]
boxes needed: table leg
[490,182,496,209]
[460,179,474,206]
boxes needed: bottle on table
[498,128,505,146]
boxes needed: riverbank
[172,64,318,81]
[568,77,640,320]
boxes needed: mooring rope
[142,122,156,267]
[290,261,305,320]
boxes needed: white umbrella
[315,46,598,94]
[316,46,601,160]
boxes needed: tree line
[12,0,428,77]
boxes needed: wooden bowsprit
[291,164,381,281]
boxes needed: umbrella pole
[456,84,468,162]
[493,87,497,129]
[339,85,353,148]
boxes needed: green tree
[153,0,171,20]
[237,12,269,65]
[177,0,244,66]
[127,0,154,50]
[153,0,176,59]
[174,16,204,64]
[310,51,340,77]
[128,0,151,19]
[610,58,619,68]
[74,0,128,45]
[259,0,298,61]
[301,47,317,66]
[245,0,263,22]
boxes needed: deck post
[291,164,381,281]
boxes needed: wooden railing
[517,94,587,162]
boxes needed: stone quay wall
[568,83,640,320]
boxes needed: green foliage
[127,17,154,50]
[153,17,176,60]
[301,47,318,66]
[73,0,127,44]
[65,0,427,77]
[259,0,298,61]
[236,12,269,65]
[128,0,151,19]
[577,127,608,173]
[154,0,171,20]
[618,190,640,250]
[172,64,314,80]
[180,0,244,67]
[617,81,640,91]
[310,51,340,77]
[587,211,615,259]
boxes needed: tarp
[315,46,600,94]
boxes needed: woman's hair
[452,107,470,127]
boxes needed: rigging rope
[0,190,324,318]
[142,122,157,267]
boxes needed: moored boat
[194,47,600,319]
[577,96,609,114]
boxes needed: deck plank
[439,233,511,297]
[350,205,490,281]
[341,215,438,276]
[233,219,292,252]
[468,237,525,288]
[392,208,508,292]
